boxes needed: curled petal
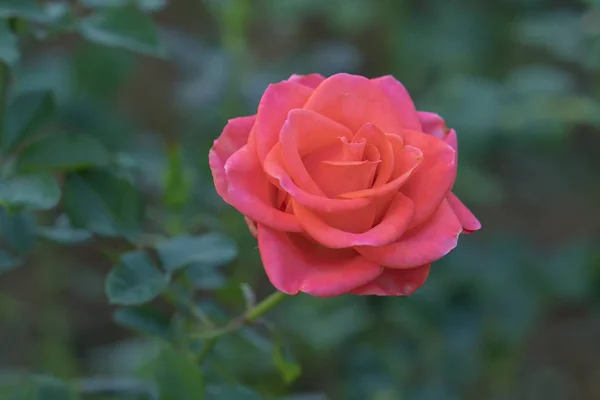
[224,145,302,232]
[263,145,372,212]
[351,264,431,296]
[356,200,462,268]
[352,123,394,186]
[288,73,326,89]
[254,81,313,164]
[293,192,414,248]
[400,129,457,227]
[373,75,422,131]
[445,128,458,152]
[446,192,481,233]
[209,116,255,199]
[418,111,447,139]
[305,73,404,134]
[258,225,383,297]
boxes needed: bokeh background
[1,0,600,399]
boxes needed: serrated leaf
[156,233,238,272]
[78,5,165,56]
[0,173,60,210]
[114,306,173,340]
[0,20,19,67]
[151,346,205,400]
[63,169,144,237]
[273,343,302,384]
[0,209,36,254]
[16,133,111,172]
[2,91,54,153]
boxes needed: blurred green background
[1,0,600,399]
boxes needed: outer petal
[288,73,326,89]
[418,111,446,139]
[356,200,462,268]
[351,264,431,296]
[209,116,255,199]
[400,129,457,227]
[293,192,414,248]
[263,145,372,212]
[254,81,314,164]
[305,73,404,134]
[224,145,302,232]
[446,192,481,233]
[257,225,383,297]
[373,76,422,131]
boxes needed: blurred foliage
[0,0,599,399]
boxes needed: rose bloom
[209,73,480,297]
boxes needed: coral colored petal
[224,145,302,232]
[352,123,394,186]
[293,192,413,248]
[373,76,422,131]
[310,160,380,198]
[258,225,383,297]
[400,129,457,227]
[280,109,353,195]
[254,81,313,164]
[446,192,481,233]
[305,73,404,134]
[339,144,422,199]
[263,145,372,212]
[445,129,458,152]
[209,116,255,199]
[356,200,462,268]
[351,264,431,296]
[418,111,446,139]
[288,73,326,89]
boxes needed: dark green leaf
[0,249,22,274]
[3,91,54,153]
[0,173,60,210]
[0,209,36,254]
[0,21,19,67]
[205,386,263,400]
[37,215,92,244]
[151,346,205,400]
[0,0,47,22]
[114,305,173,340]
[273,343,302,384]
[63,169,145,237]
[105,250,169,305]
[78,5,166,56]
[156,233,238,272]
[185,263,226,290]
[16,133,111,172]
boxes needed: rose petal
[400,129,457,227]
[418,111,446,139]
[293,192,413,248]
[224,145,302,232]
[288,73,326,89]
[373,75,422,131]
[254,81,314,164]
[258,225,383,297]
[309,159,380,198]
[351,264,431,296]
[209,116,255,199]
[446,192,481,233]
[264,144,372,212]
[305,73,404,134]
[352,123,394,186]
[356,199,462,268]
[445,128,458,152]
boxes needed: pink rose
[209,73,481,297]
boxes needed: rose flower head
[209,73,481,297]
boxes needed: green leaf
[63,169,145,237]
[0,375,78,400]
[2,91,55,153]
[156,233,238,272]
[205,386,263,400]
[0,20,19,67]
[78,5,166,56]
[273,343,302,384]
[0,249,22,274]
[16,133,111,172]
[151,346,205,400]
[185,263,226,290]
[37,215,92,244]
[163,144,191,211]
[105,250,169,305]
[0,209,36,254]
[114,305,173,340]
[0,173,60,210]
[82,0,168,12]
[0,0,46,22]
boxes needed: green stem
[244,290,287,323]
